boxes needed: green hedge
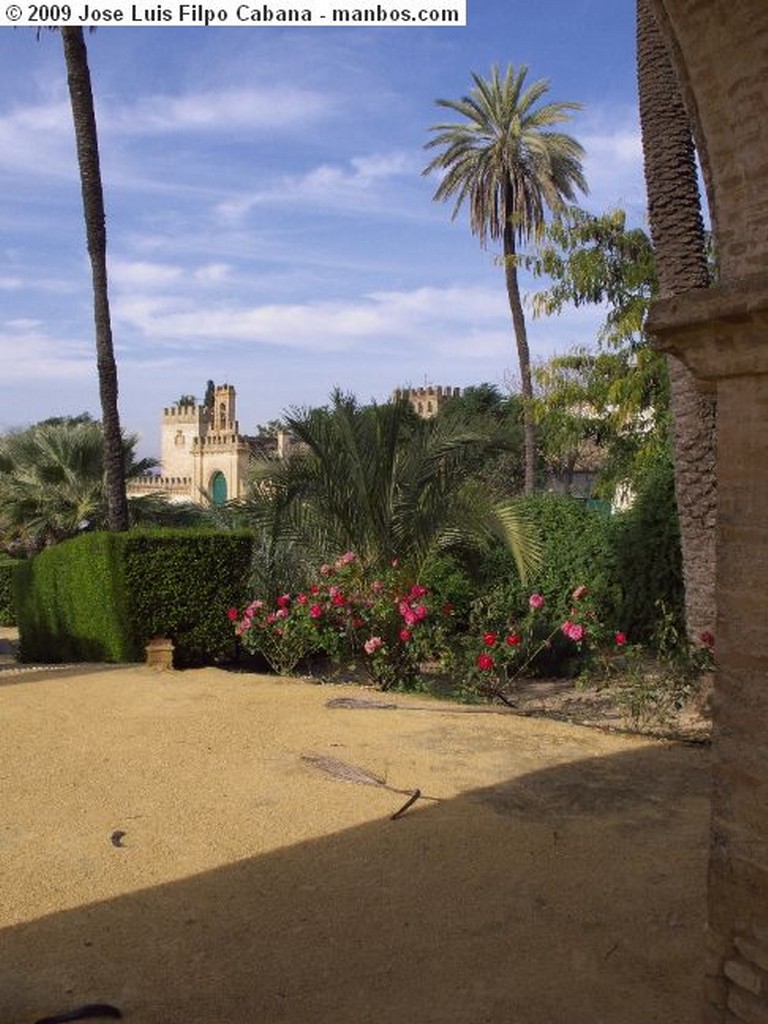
[14,529,254,666]
[0,556,21,626]
[475,494,619,623]
[609,456,684,641]
[121,529,254,667]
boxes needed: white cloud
[110,260,184,290]
[109,87,332,136]
[110,280,605,369]
[0,326,93,385]
[579,107,647,222]
[0,100,74,180]
[216,150,420,222]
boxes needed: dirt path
[0,658,710,1024]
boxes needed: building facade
[127,384,258,505]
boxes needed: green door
[211,471,227,506]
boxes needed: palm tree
[61,28,128,532]
[0,417,158,553]
[239,390,540,581]
[636,0,717,644]
[423,64,588,494]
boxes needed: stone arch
[642,4,768,1020]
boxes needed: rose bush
[464,583,627,696]
[230,552,438,689]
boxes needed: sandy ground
[0,633,711,1024]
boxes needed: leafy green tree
[61,28,128,532]
[423,64,587,494]
[522,207,669,491]
[0,417,201,554]
[240,390,540,581]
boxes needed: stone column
[649,273,768,1023]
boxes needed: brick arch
[641,4,768,1021]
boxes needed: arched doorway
[210,471,227,506]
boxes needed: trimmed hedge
[121,529,254,667]
[14,529,254,666]
[0,555,20,626]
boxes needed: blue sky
[0,5,644,461]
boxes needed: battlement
[128,475,193,490]
[394,385,461,401]
[393,385,461,418]
[192,432,249,449]
[162,404,205,421]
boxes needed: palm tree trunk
[503,212,536,495]
[637,0,716,643]
[61,27,128,533]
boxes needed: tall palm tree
[636,0,717,644]
[61,28,128,532]
[240,391,540,581]
[423,64,588,494]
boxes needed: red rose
[483,632,498,647]
[476,653,495,671]
[227,607,239,622]
[614,631,627,646]
[505,634,521,646]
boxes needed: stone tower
[130,384,255,506]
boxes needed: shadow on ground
[3,741,710,1024]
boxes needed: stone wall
[648,4,768,1020]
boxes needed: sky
[0,3,646,461]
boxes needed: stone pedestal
[145,636,175,671]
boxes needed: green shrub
[474,495,619,623]
[0,555,21,626]
[608,456,684,641]
[121,529,254,667]
[14,529,254,666]
[14,533,133,662]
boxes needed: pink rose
[275,607,289,620]
[276,593,291,608]
[309,604,323,619]
[296,593,308,604]
[529,593,545,610]
[572,585,589,601]
[364,636,383,655]
[561,620,585,642]
[399,629,412,642]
